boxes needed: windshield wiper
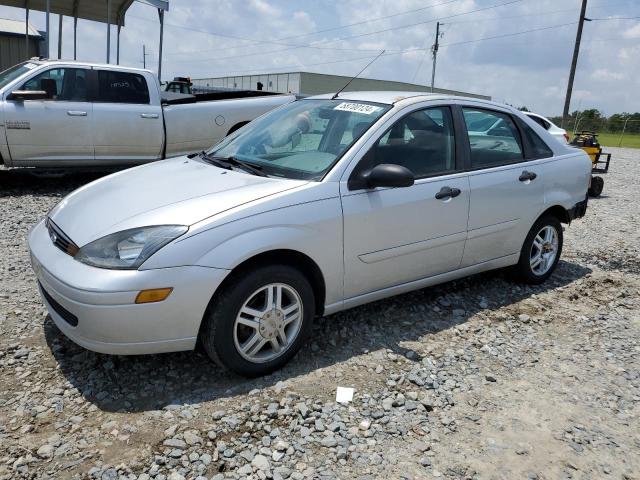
[198,152,268,177]
[198,151,233,170]
[215,155,268,177]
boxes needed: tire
[588,176,604,197]
[512,214,563,285]
[200,264,315,377]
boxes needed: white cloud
[623,22,640,39]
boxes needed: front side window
[97,70,150,104]
[21,68,88,102]
[352,106,456,182]
[209,99,391,180]
[463,108,523,168]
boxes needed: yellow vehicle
[570,131,611,197]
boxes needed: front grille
[46,218,79,256]
[39,283,79,327]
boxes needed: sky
[1,0,639,116]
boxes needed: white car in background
[524,112,570,144]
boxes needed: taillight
[563,132,570,143]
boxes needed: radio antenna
[331,50,386,100]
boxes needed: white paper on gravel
[335,386,354,403]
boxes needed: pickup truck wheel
[513,215,563,285]
[200,265,315,377]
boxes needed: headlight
[75,225,188,270]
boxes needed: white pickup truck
[0,60,295,168]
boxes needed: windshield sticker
[24,63,37,70]
[334,102,382,115]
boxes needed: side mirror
[7,90,50,101]
[361,163,415,189]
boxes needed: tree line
[548,110,640,134]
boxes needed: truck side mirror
[7,90,50,101]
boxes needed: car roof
[307,91,459,105]
[306,91,520,114]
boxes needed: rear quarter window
[517,118,554,159]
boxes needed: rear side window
[462,108,523,169]
[97,70,150,104]
[517,119,554,159]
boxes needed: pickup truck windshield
[208,99,391,180]
[0,62,39,90]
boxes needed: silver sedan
[29,91,591,376]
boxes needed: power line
[184,21,578,77]
[129,0,467,55]
[276,0,465,41]
[590,16,640,20]
[165,0,526,63]
[440,21,577,47]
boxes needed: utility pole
[430,22,442,93]
[562,0,591,128]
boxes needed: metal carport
[0,0,169,79]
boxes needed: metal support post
[106,0,112,63]
[57,14,63,59]
[45,0,50,58]
[158,8,165,82]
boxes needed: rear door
[3,66,93,164]
[91,69,163,163]
[459,105,549,267]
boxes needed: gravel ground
[1,148,638,480]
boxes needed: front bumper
[28,219,229,355]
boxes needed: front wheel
[512,215,563,284]
[200,265,315,377]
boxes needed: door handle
[67,110,87,116]
[519,170,537,182]
[435,186,461,200]
[140,113,159,119]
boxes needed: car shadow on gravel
[43,259,592,413]
[0,168,120,196]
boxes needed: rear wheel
[513,215,563,284]
[200,265,314,377]
[588,175,604,197]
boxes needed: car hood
[49,156,307,246]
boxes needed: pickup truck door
[340,105,470,300]
[3,67,93,165]
[91,69,163,163]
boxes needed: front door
[341,105,470,299]
[4,67,93,165]
[92,69,163,163]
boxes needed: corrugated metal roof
[0,17,41,37]
[0,0,141,26]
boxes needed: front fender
[144,197,344,308]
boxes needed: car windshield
[207,99,391,180]
[0,62,39,90]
